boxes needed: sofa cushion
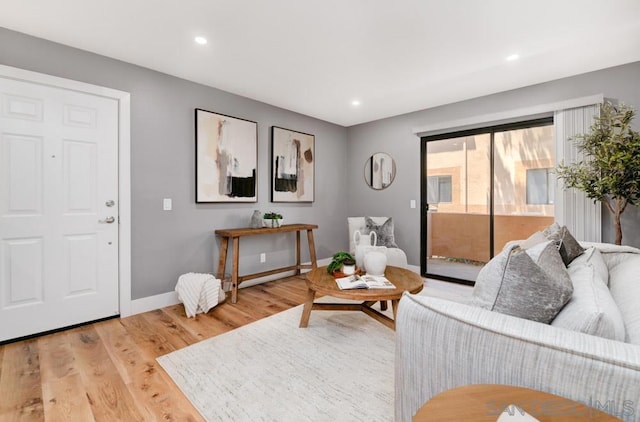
[519,231,549,250]
[364,216,398,248]
[471,241,573,323]
[551,247,626,341]
[542,223,585,266]
[607,252,640,345]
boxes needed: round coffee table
[298,265,424,329]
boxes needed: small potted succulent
[327,251,356,275]
[263,211,283,228]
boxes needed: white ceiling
[2,0,640,126]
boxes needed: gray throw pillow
[364,217,398,248]
[543,223,585,266]
[471,242,573,324]
[552,247,626,341]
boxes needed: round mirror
[364,152,396,190]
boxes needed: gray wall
[3,26,639,296]
[0,27,349,300]
[347,61,640,265]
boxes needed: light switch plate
[163,198,172,211]
[410,199,416,209]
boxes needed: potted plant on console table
[263,212,284,228]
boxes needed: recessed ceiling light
[194,36,208,45]
[351,100,361,106]
[506,54,520,61]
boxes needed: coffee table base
[299,289,399,330]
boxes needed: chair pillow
[364,216,398,248]
[551,247,626,341]
[348,216,387,254]
[471,241,573,324]
[542,223,585,266]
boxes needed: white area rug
[157,298,395,421]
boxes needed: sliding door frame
[420,117,553,284]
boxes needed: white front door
[0,76,119,342]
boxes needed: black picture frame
[270,126,315,203]
[195,108,258,203]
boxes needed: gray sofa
[395,242,640,422]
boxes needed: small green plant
[263,212,283,219]
[327,251,356,274]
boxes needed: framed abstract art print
[271,126,315,202]
[195,109,258,202]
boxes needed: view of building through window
[424,122,555,283]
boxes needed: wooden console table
[215,224,318,303]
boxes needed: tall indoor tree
[556,101,640,245]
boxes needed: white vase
[353,230,377,269]
[364,251,387,276]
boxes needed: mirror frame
[364,152,396,190]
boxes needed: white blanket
[175,273,223,318]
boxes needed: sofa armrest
[395,293,640,422]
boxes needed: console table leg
[295,231,301,275]
[217,236,229,288]
[231,237,240,303]
[307,229,318,269]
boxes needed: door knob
[105,200,115,207]
[99,216,115,224]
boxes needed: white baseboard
[127,258,333,316]
[129,291,181,316]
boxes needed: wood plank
[209,302,255,329]
[94,317,203,421]
[37,331,95,422]
[0,340,44,421]
[227,294,274,320]
[68,325,147,421]
[37,331,77,381]
[240,288,300,313]
[253,282,308,304]
[42,373,95,422]
[140,309,200,350]
[162,304,233,340]
[119,314,179,360]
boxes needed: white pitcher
[353,230,378,270]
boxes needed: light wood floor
[0,276,310,422]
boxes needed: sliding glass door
[421,119,555,284]
[423,134,491,282]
